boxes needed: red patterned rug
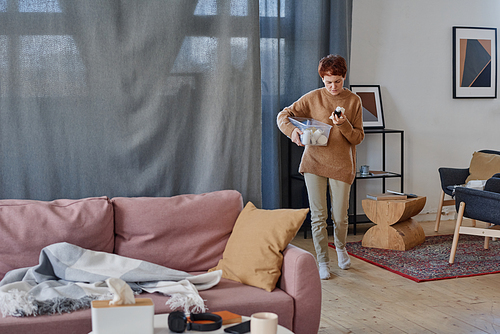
[328,234,500,282]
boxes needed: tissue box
[289,117,332,146]
[91,298,154,334]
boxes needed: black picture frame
[350,85,385,129]
[453,26,497,98]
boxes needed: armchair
[449,174,500,264]
[434,150,500,232]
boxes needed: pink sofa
[0,190,321,334]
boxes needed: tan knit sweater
[277,87,364,185]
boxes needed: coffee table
[90,314,294,333]
[153,314,294,333]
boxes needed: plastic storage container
[289,117,332,146]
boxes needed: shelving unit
[349,128,404,234]
[287,128,404,237]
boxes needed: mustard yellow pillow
[209,202,308,292]
[466,151,500,183]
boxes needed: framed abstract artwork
[453,26,497,98]
[350,85,385,129]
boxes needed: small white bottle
[301,129,311,145]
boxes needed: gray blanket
[0,242,222,317]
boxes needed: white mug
[250,312,278,334]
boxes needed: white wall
[350,0,500,219]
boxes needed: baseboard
[413,211,455,222]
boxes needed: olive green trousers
[303,173,350,264]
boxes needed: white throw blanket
[0,242,222,317]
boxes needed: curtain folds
[260,0,353,209]
[0,0,351,208]
[0,1,262,205]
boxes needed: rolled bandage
[316,135,328,145]
[312,129,323,142]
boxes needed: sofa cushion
[149,278,294,331]
[0,280,294,334]
[0,307,93,334]
[209,202,308,292]
[0,197,114,280]
[466,151,500,183]
[112,190,243,272]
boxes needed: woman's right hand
[291,128,304,146]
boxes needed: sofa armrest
[278,244,321,334]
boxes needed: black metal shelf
[349,129,404,234]
[287,128,404,237]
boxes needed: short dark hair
[318,54,347,78]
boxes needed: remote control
[387,190,418,198]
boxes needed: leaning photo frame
[453,26,497,99]
[350,85,385,129]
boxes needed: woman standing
[277,54,364,279]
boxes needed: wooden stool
[361,196,427,251]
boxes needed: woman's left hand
[329,111,346,125]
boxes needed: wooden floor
[291,219,500,334]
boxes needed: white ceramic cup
[250,312,278,334]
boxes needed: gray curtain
[0,0,262,205]
[260,0,352,209]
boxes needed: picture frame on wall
[453,26,497,98]
[350,85,385,129]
